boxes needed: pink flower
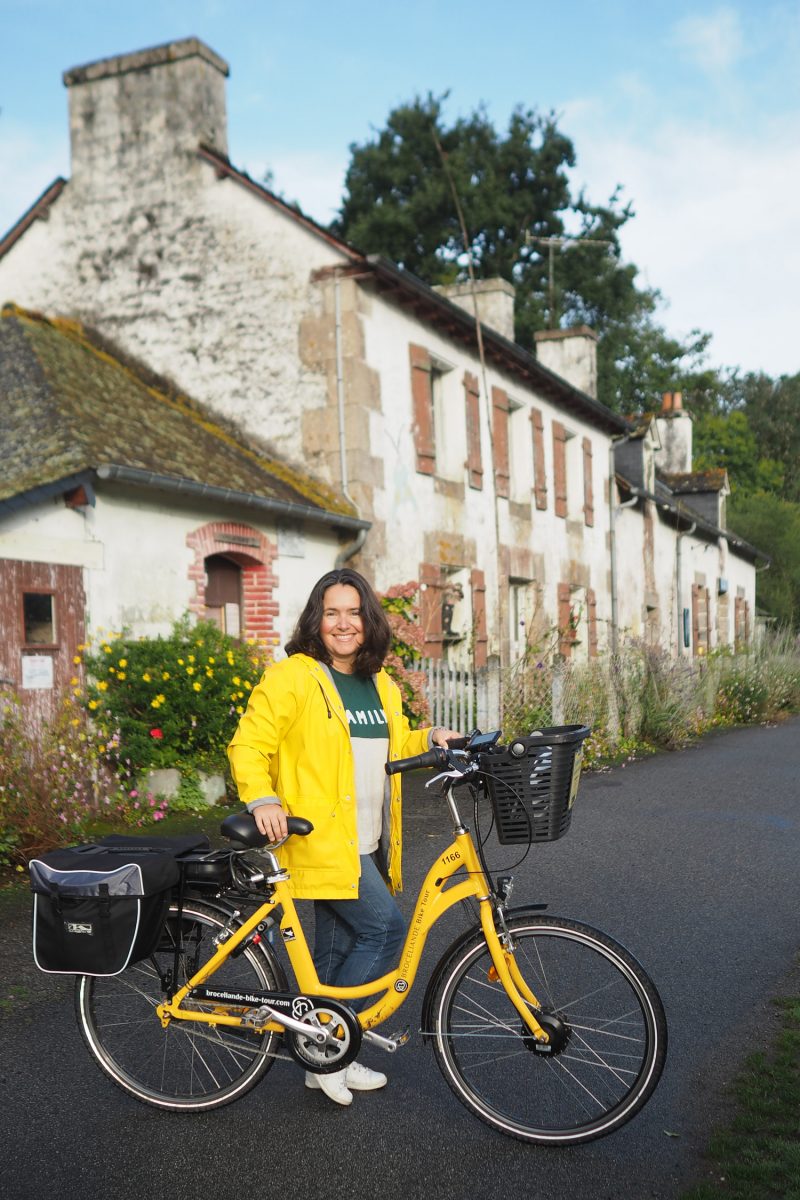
[153,810,165,821]
[129,789,138,799]
[149,728,164,739]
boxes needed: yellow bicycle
[75,727,667,1145]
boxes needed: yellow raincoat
[227,653,432,898]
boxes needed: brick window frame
[186,522,278,644]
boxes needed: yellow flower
[117,672,126,681]
[193,681,202,692]
[177,658,184,666]
[73,688,81,697]
[97,680,108,692]
[188,654,196,663]
[226,653,234,665]
[237,691,244,699]
[118,658,127,668]
[70,676,79,686]
[88,700,98,710]
[71,718,80,727]
[142,672,151,682]
[232,675,241,686]
[162,671,170,681]
[236,706,244,714]
[206,668,214,678]
[207,656,215,664]
[102,645,112,654]
[108,666,116,675]
[244,680,252,690]
[73,655,82,665]
[186,665,195,675]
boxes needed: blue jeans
[313,854,405,1013]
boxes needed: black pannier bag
[30,833,210,976]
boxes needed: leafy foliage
[728,493,800,629]
[333,94,710,411]
[0,690,169,866]
[80,617,271,774]
[378,582,430,728]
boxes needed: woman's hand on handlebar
[252,801,289,842]
[431,727,464,748]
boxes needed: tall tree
[333,96,710,411]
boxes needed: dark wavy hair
[285,568,391,676]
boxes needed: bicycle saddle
[220,811,314,849]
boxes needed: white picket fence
[417,657,500,731]
[418,656,568,732]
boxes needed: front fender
[419,903,548,1041]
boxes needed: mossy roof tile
[0,305,355,518]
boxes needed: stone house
[0,37,764,685]
[0,304,365,713]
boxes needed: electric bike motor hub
[523,1009,571,1056]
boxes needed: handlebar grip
[385,746,448,776]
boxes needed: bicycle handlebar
[385,746,449,775]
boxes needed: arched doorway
[204,553,242,637]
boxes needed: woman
[228,567,460,1107]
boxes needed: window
[431,357,462,480]
[508,579,538,661]
[23,592,56,645]
[507,399,531,502]
[204,555,242,637]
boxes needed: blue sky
[1,0,798,378]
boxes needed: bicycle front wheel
[429,914,667,1145]
[75,901,285,1111]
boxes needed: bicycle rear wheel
[429,914,667,1145]
[75,900,285,1111]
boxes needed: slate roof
[0,305,362,526]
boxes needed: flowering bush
[79,617,272,774]
[0,689,170,866]
[379,582,430,728]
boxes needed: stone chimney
[63,39,229,191]
[534,326,598,400]
[655,391,693,473]
[434,278,516,342]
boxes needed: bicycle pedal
[363,1026,410,1052]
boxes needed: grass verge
[681,992,800,1200]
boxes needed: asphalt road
[3,718,799,1200]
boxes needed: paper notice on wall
[22,655,54,690]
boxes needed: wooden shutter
[464,372,483,490]
[691,583,700,656]
[582,436,594,527]
[419,562,445,658]
[557,582,573,659]
[587,587,598,658]
[409,344,435,476]
[530,407,547,510]
[471,568,488,667]
[491,386,510,499]
[552,421,567,518]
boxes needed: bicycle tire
[75,900,286,1111]
[429,914,667,1145]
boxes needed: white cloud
[671,6,746,75]
[572,110,800,376]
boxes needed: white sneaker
[305,1067,352,1106]
[344,1060,387,1090]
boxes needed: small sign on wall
[278,525,305,558]
[22,654,54,690]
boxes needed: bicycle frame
[157,797,551,1044]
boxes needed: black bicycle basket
[479,725,591,845]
